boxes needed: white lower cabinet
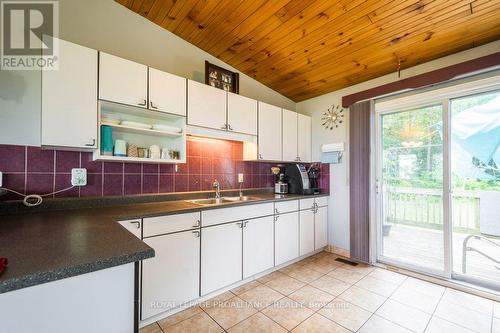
[274,212,299,266]
[299,209,315,256]
[136,198,327,323]
[201,222,243,295]
[315,206,328,250]
[142,230,200,320]
[243,216,274,278]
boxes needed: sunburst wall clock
[322,105,345,130]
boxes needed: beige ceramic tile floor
[140,251,499,333]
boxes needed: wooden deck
[382,224,500,285]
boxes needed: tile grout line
[364,271,417,332]
[424,287,446,333]
[144,253,494,333]
[198,304,228,332]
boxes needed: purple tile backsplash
[0,137,330,201]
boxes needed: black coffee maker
[285,164,312,194]
[308,165,320,194]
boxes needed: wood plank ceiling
[116,0,500,102]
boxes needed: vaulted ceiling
[115,0,500,102]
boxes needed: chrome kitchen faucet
[212,180,221,199]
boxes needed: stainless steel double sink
[186,196,262,206]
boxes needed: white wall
[0,0,295,146]
[297,40,500,253]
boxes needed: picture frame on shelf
[205,60,239,93]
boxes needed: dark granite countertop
[0,191,328,294]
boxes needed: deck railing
[384,187,480,231]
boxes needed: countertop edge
[0,192,328,294]
[0,247,154,294]
[112,193,330,220]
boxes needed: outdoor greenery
[382,93,500,191]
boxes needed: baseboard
[327,245,350,258]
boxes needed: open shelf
[101,122,183,138]
[94,100,187,164]
[94,154,184,164]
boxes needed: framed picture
[205,61,239,93]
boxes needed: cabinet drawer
[143,212,201,237]
[315,196,328,207]
[274,200,299,214]
[299,198,315,211]
[202,203,273,227]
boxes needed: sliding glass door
[450,91,500,289]
[377,104,447,275]
[375,83,500,290]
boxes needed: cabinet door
[258,102,282,161]
[243,216,274,278]
[42,37,97,149]
[297,113,312,162]
[315,206,328,250]
[187,80,227,130]
[149,68,186,116]
[99,52,147,107]
[299,209,315,256]
[282,109,298,162]
[142,230,200,320]
[227,92,257,135]
[275,212,299,266]
[201,222,242,295]
[117,219,141,239]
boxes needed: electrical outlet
[238,173,244,183]
[71,168,87,186]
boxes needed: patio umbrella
[452,95,500,178]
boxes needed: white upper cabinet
[148,67,186,116]
[42,37,98,149]
[297,113,312,162]
[227,92,257,135]
[282,109,298,162]
[99,52,148,107]
[258,102,282,161]
[187,80,227,130]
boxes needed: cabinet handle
[221,124,228,130]
[236,222,243,228]
[258,154,263,160]
[138,99,147,106]
[129,221,141,229]
[274,215,280,222]
[243,221,248,228]
[192,219,201,228]
[228,124,234,131]
[298,157,302,162]
[150,101,158,109]
[274,208,279,215]
[192,230,200,237]
[85,139,96,147]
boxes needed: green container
[100,125,113,156]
